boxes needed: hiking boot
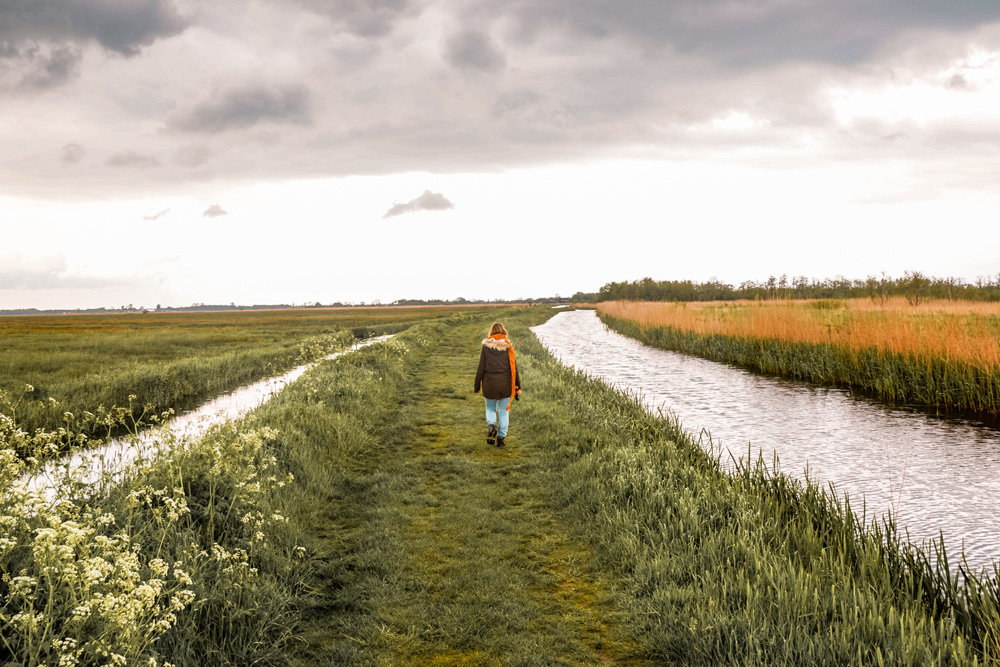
[496,436,506,448]
[487,424,497,445]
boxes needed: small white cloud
[383,190,455,218]
[203,204,228,217]
[143,208,170,221]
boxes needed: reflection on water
[24,335,393,499]
[532,310,1000,573]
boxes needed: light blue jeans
[484,397,511,437]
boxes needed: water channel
[532,310,1000,574]
[23,335,393,500]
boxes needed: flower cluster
[2,390,298,666]
[0,506,196,666]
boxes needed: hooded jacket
[474,336,521,400]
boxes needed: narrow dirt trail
[295,321,647,666]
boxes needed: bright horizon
[4,2,1000,310]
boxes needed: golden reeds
[598,298,1000,371]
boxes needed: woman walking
[474,322,522,447]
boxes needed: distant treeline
[595,272,1000,304]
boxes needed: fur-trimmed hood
[482,337,511,351]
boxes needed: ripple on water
[532,310,1000,573]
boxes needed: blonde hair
[489,322,508,336]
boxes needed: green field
[2,308,998,665]
[0,306,501,457]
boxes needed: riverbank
[2,309,997,665]
[598,299,1000,418]
[535,309,1000,575]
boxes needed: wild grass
[4,306,998,664]
[598,298,1000,416]
[0,307,551,666]
[516,318,1000,664]
[0,306,496,455]
[0,312,429,666]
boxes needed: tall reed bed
[0,316,429,666]
[516,318,1000,664]
[598,299,1000,415]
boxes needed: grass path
[292,320,648,666]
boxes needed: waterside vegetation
[2,309,998,664]
[599,298,1000,417]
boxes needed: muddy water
[24,335,393,499]
[532,310,1000,573]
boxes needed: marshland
[598,297,1000,417]
[2,304,999,665]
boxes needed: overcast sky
[3,0,1000,309]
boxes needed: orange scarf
[489,333,517,411]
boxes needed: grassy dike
[269,309,996,664]
[597,312,1000,418]
[4,309,997,665]
[273,309,647,666]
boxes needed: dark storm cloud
[0,42,82,91]
[495,0,1000,66]
[8,0,1000,198]
[169,83,313,133]
[293,0,412,38]
[203,204,228,218]
[60,143,85,165]
[445,29,506,72]
[0,0,188,57]
[106,150,160,168]
[383,190,455,218]
[0,0,186,93]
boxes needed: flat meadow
[599,297,1000,416]
[0,305,501,457]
